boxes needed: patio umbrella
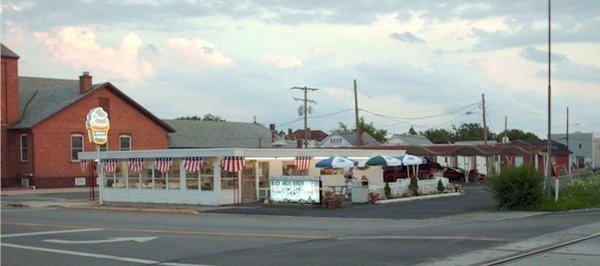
[396,154,426,165]
[315,156,355,168]
[364,155,403,167]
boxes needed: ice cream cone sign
[86,107,110,145]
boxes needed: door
[258,162,270,199]
[576,156,585,168]
[241,160,257,202]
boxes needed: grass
[529,173,600,211]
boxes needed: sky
[2,0,599,138]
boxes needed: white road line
[1,207,59,212]
[1,228,102,238]
[1,242,209,266]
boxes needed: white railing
[369,177,449,198]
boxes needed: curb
[375,192,463,204]
[62,205,199,215]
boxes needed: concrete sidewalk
[424,221,600,265]
[1,187,92,196]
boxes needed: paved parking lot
[205,185,494,219]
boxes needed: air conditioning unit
[21,178,30,187]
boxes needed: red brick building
[1,44,175,188]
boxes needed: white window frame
[99,140,108,151]
[70,134,85,162]
[20,134,28,162]
[119,135,132,151]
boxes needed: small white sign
[75,177,86,186]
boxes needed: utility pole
[546,0,553,184]
[291,86,318,148]
[503,116,508,143]
[566,106,570,174]
[482,93,488,145]
[354,79,362,147]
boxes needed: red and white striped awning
[103,159,119,173]
[295,156,312,170]
[221,156,245,172]
[154,158,173,173]
[184,157,204,172]
[128,158,145,174]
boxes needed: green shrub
[437,179,444,193]
[409,175,419,196]
[487,165,544,210]
[384,182,392,199]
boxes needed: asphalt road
[2,202,600,265]
[205,185,495,219]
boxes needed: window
[71,134,84,162]
[579,143,582,149]
[221,170,238,189]
[20,134,28,162]
[119,135,131,151]
[282,161,307,176]
[187,160,214,190]
[167,160,180,189]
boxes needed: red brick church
[1,44,175,188]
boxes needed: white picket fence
[369,177,449,198]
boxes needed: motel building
[78,148,404,205]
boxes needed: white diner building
[78,148,404,205]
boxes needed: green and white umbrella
[363,155,403,167]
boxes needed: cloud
[35,26,154,82]
[262,53,302,68]
[164,38,234,70]
[519,47,600,83]
[390,31,424,43]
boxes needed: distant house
[510,139,571,173]
[268,124,328,148]
[551,132,600,169]
[166,120,272,148]
[386,134,432,146]
[318,131,380,148]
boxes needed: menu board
[270,176,321,203]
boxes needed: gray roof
[1,44,19,58]
[11,77,175,132]
[335,131,381,146]
[388,134,432,145]
[165,120,272,148]
[12,77,104,129]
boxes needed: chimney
[269,123,276,131]
[288,128,293,136]
[1,44,20,126]
[79,71,92,93]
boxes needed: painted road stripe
[0,242,209,266]
[1,228,102,238]
[337,235,507,241]
[2,221,328,240]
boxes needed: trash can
[351,180,369,203]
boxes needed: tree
[337,117,388,143]
[420,128,454,144]
[452,123,495,141]
[177,113,227,122]
[496,129,539,142]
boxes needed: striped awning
[128,158,145,174]
[295,156,312,170]
[154,158,173,173]
[184,157,204,172]
[102,159,119,173]
[221,156,245,172]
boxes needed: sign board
[270,176,321,203]
[75,177,86,186]
[86,107,110,145]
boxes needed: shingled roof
[1,44,19,58]
[165,120,272,148]
[11,77,174,132]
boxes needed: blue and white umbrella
[315,156,356,168]
[396,154,426,165]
